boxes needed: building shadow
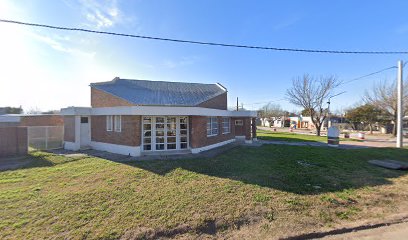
[0,150,88,171]
[123,144,408,195]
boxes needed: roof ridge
[90,77,223,87]
[119,78,220,86]
[90,77,227,106]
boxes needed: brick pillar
[244,118,251,140]
[252,117,257,140]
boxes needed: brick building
[0,114,63,127]
[61,77,257,156]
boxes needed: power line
[340,66,397,85]
[341,61,408,85]
[1,19,408,55]
[245,98,287,105]
[246,63,405,109]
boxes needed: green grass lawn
[257,130,360,143]
[1,146,408,239]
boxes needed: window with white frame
[207,117,218,136]
[114,115,122,132]
[106,115,113,131]
[235,119,243,126]
[222,117,230,134]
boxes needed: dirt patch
[121,212,263,239]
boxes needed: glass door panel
[142,116,188,151]
[143,117,152,151]
[179,117,188,149]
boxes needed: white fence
[27,126,64,150]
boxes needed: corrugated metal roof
[90,78,227,106]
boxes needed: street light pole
[327,91,346,128]
[327,99,331,128]
[396,60,403,148]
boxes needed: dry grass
[1,144,408,239]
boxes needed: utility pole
[327,91,346,128]
[236,97,239,111]
[397,60,403,148]
[327,100,331,128]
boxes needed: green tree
[1,106,22,114]
[345,104,381,134]
[301,108,314,116]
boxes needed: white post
[397,60,403,148]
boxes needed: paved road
[322,222,408,240]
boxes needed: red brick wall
[197,92,227,110]
[0,122,19,128]
[63,116,75,142]
[0,127,27,157]
[233,117,252,140]
[91,88,135,108]
[91,115,141,146]
[20,115,63,126]
[190,116,235,148]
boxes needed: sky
[1,0,408,113]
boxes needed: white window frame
[207,117,218,137]
[114,115,122,132]
[222,117,230,134]
[106,115,113,131]
[235,119,243,126]
[141,116,189,151]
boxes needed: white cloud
[78,0,122,28]
[273,16,301,31]
[26,31,96,58]
[163,56,200,69]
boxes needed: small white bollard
[327,127,340,147]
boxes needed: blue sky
[1,0,408,112]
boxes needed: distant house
[259,117,288,128]
[61,77,257,156]
[289,116,315,129]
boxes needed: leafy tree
[286,74,339,136]
[301,108,314,116]
[345,104,381,134]
[0,106,22,114]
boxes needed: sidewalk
[258,126,408,148]
[258,139,367,149]
[322,221,408,240]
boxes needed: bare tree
[258,103,284,118]
[363,80,408,136]
[25,107,42,114]
[286,74,339,136]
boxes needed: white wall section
[90,141,141,156]
[191,139,235,154]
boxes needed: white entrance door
[80,116,91,147]
[142,116,189,151]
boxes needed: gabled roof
[90,77,227,106]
